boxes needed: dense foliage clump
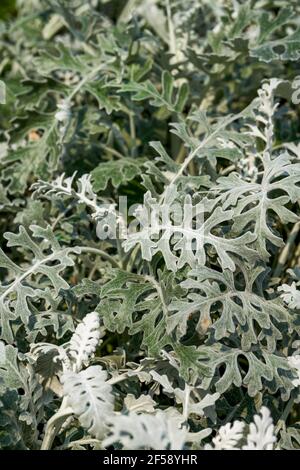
[0,0,300,450]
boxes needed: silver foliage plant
[0,0,300,451]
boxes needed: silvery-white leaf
[62,365,114,439]
[103,411,187,450]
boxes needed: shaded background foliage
[0,0,300,450]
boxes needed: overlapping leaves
[169,265,290,352]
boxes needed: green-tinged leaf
[2,114,60,194]
[91,158,145,191]
[123,186,257,272]
[0,344,44,447]
[199,344,296,399]
[209,152,300,257]
[120,71,189,114]
[251,28,300,62]
[169,265,290,352]
[0,225,79,342]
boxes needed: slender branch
[107,367,142,386]
[165,0,178,61]
[274,221,300,278]
[144,275,169,317]
[182,385,191,422]
[99,143,125,160]
[128,112,136,158]
[124,243,140,272]
[220,164,236,176]
[107,372,130,386]
[88,263,98,280]
[67,63,104,102]
[159,111,245,203]
[51,204,73,230]
[59,438,102,450]
[0,248,72,305]
[175,143,186,164]
[275,397,295,435]
[41,397,73,450]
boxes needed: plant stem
[160,109,245,203]
[275,397,295,435]
[274,221,300,278]
[67,63,104,102]
[175,143,186,164]
[41,397,73,450]
[145,275,169,317]
[182,385,191,422]
[107,367,142,386]
[60,438,102,449]
[165,0,178,62]
[116,238,125,270]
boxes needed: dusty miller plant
[0,0,300,451]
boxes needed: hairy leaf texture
[205,407,276,450]
[123,186,257,272]
[251,28,300,62]
[198,343,296,399]
[98,269,207,381]
[150,370,220,419]
[91,158,145,192]
[205,420,245,450]
[32,173,113,226]
[2,114,60,195]
[62,365,114,439]
[68,312,102,372]
[103,410,187,450]
[209,152,300,257]
[33,44,121,114]
[279,282,300,310]
[1,0,300,452]
[0,344,44,447]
